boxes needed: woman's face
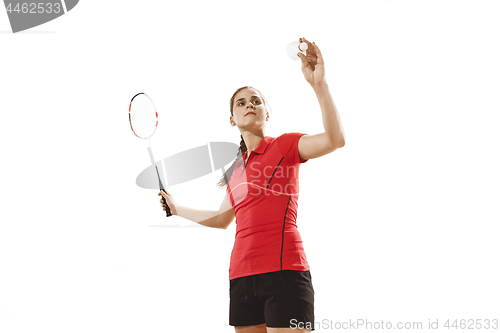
[230,88,268,130]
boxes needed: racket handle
[161,193,172,217]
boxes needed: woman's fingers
[300,37,313,52]
[159,191,168,209]
[297,37,326,86]
[159,190,170,198]
[157,189,177,215]
[297,51,308,69]
[300,37,322,64]
[159,190,173,206]
[300,37,314,57]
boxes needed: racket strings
[129,95,157,139]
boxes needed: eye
[252,100,261,104]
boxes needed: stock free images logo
[3,0,78,33]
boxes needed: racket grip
[162,195,172,217]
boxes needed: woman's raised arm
[297,37,346,160]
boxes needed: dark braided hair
[216,86,269,189]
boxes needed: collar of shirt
[242,136,273,159]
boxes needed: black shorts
[229,270,315,330]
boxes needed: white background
[1,0,499,332]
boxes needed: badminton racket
[129,92,172,217]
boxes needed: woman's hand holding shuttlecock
[297,37,325,87]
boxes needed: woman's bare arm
[159,190,235,229]
[297,37,346,160]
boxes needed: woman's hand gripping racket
[129,92,172,217]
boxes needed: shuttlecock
[287,40,308,61]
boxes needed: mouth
[245,112,256,116]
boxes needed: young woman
[159,37,345,333]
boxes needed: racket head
[129,93,158,139]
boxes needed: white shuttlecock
[286,40,308,61]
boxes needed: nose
[246,103,254,109]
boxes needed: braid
[216,135,246,189]
[238,135,247,158]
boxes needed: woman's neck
[242,131,265,153]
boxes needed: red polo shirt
[226,132,310,280]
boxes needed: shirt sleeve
[277,132,309,164]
